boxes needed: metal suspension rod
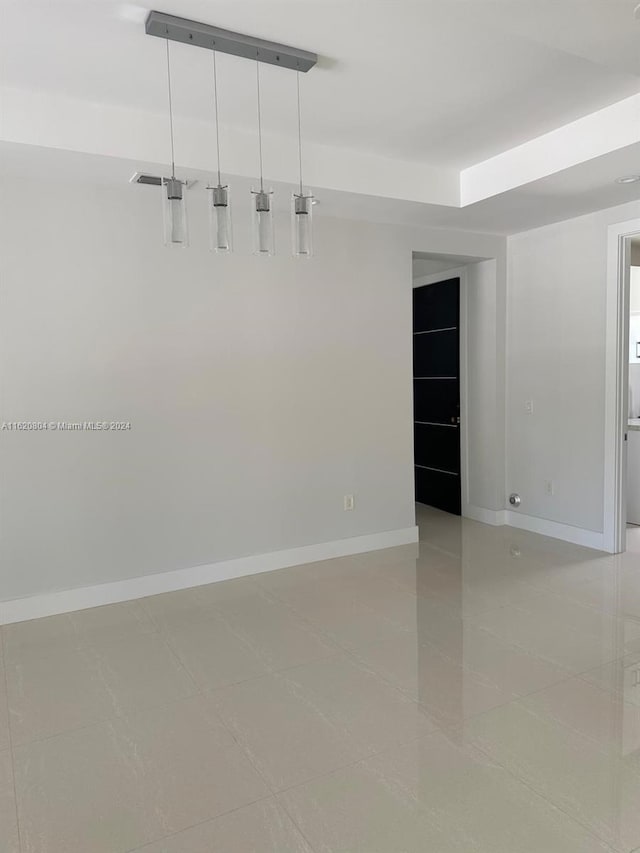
[296,69,304,196]
[256,59,265,191]
[212,51,222,185]
[165,38,176,177]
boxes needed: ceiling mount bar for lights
[145,11,317,72]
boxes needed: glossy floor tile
[5,628,197,746]
[129,798,313,852]
[0,751,19,853]
[209,669,365,791]
[211,591,338,671]
[3,504,640,851]
[580,651,640,706]
[209,653,437,792]
[6,641,117,745]
[139,577,259,632]
[461,686,640,851]
[156,615,271,691]
[281,731,615,852]
[0,647,10,754]
[14,697,269,853]
[277,654,437,754]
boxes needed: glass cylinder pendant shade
[292,193,313,257]
[208,184,232,253]
[252,189,275,256]
[162,178,188,247]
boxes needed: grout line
[122,791,277,853]
[244,582,460,731]
[152,629,202,697]
[4,691,211,751]
[197,685,279,797]
[276,796,320,853]
[4,620,205,751]
[245,557,640,758]
[497,665,640,760]
[274,728,438,799]
[0,632,22,853]
[235,688,626,853]
[200,660,369,802]
[465,732,623,852]
[5,624,339,753]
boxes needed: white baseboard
[504,511,605,551]
[0,526,419,625]
[463,505,507,526]
[463,503,605,550]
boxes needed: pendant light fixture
[145,12,318,255]
[161,39,189,247]
[251,59,275,256]
[292,67,314,257]
[207,51,232,253]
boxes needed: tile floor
[2,506,640,851]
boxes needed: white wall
[0,171,506,603]
[412,258,459,279]
[506,199,640,536]
[466,259,505,513]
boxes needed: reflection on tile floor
[3,505,640,850]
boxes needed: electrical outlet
[344,494,355,511]
[544,480,555,496]
[525,400,534,415]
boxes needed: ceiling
[2,141,638,236]
[0,0,639,230]
[1,0,639,169]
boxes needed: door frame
[413,266,470,518]
[604,217,640,553]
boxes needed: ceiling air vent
[129,172,196,188]
[130,172,164,187]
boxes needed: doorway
[625,239,640,545]
[413,277,461,515]
[604,219,640,553]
